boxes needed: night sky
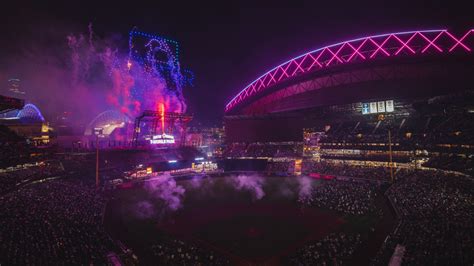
[0,1,471,125]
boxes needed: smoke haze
[0,24,186,131]
[134,173,317,219]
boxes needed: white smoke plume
[297,176,314,204]
[230,174,266,200]
[143,173,186,211]
[133,173,319,220]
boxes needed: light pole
[380,114,394,183]
[96,135,99,188]
[94,128,103,189]
[388,128,394,183]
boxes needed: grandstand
[1,28,473,266]
[216,30,474,265]
[84,110,131,137]
[224,29,474,176]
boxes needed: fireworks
[67,26,189,120]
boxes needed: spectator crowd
[303,161,394,181]
[302,179,381,216]
[375,171,474,265]
[286,233,362,265]
[0,179,118,265]
[149,238,230,265]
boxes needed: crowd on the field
[303,161,393,181]
[0,179,118,265]
[385,171,472,265]
[373,171,473,265]
[0,154,232,265]
[301,179,381,215]
[149,238,230,265]
[286,233,362,265]
[388,172,472,221]
[0,174,236,265]
[288,168,473,265]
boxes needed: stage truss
[132,110,192,147]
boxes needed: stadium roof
[225,29,474,113]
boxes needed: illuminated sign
[369,102,378,114]
[377,101,385,113]
[362,103,370,114]
[385,100,394,112]
[150,134,175,144]
[362,100,395,115]
[146,167,153,174]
